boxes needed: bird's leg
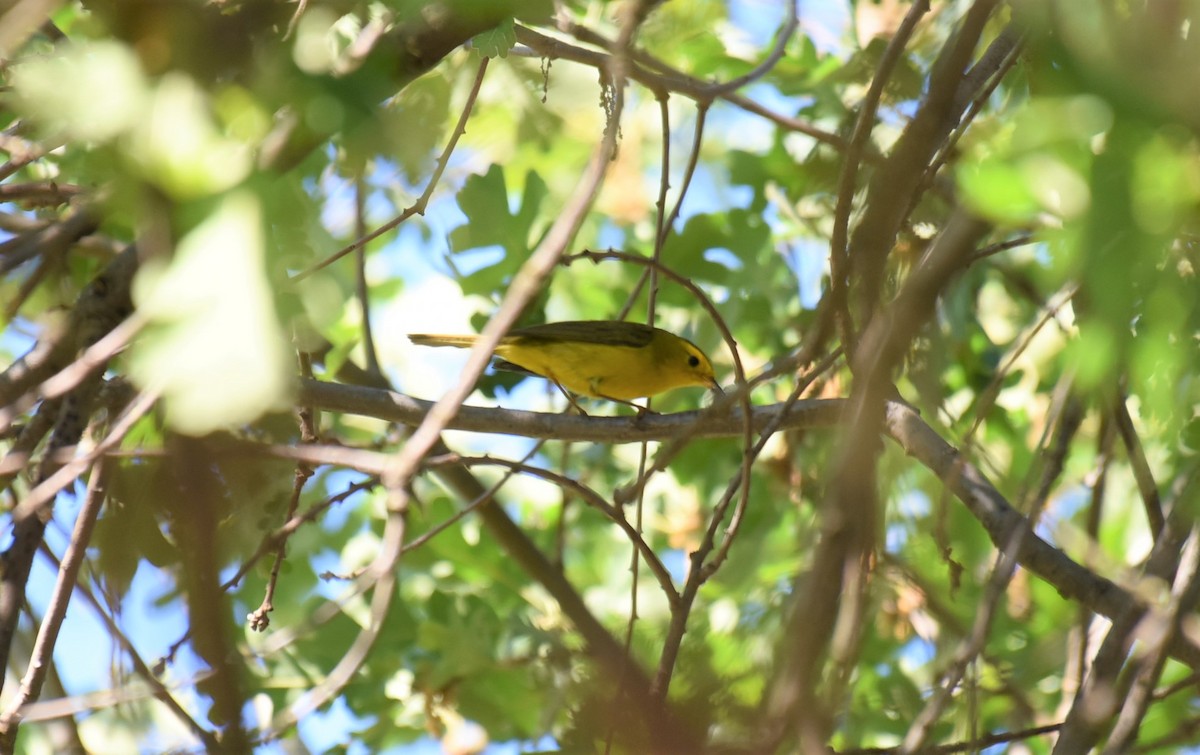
[632,401,656,422]
[552,380,589,416]
[595,393,657,417]
[586,377,655,417]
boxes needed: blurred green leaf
[131,191,294,434]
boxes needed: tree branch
[296,377,844,442]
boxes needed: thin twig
[429,455,680,607]
[839,722,1062,754]
[0,181,82,206]
[612,78,674,751]
[25,540,218,749]
[1112,388,1165,537]
[702,0,798,97]
[249,353,319,632]
[1072,411,1117,698]
[290,57,490,282]
[969,233,1036,263]
[0,313,143,437]
[829,0,931,355]
[960,284,1078,441]
[618,100,709,320]
[403,441,547,555]
[521,23,846,149]
[262,502,407,740]
[354,175,382,377]
[0,459,111,738]
[9,389,159,527]
[222,477,377,593]
[707,349,843,573]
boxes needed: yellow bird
[408,320,721,410]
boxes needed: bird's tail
[408,333,479,348]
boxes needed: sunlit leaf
[13,40,148,141]
[131,191,293,434]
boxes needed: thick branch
[297,378,843,442]
[884,402,1200,668]
[849,0,1001,317]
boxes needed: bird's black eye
[688,355,700,367]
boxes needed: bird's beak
[708,378,724,395]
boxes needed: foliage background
[1,0,1200,753]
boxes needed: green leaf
[131,191,294,434]
[448,165,549,296]
[473,18,516,59]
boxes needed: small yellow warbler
[408,320,720,408]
